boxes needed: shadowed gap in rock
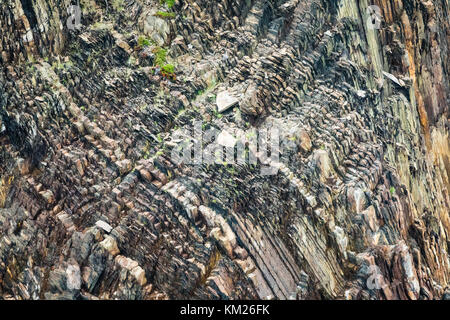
[20,0,38,29]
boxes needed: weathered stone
[0,0,448,302]
[216,91,239,113]
[95,220,113,233]
[99,235,120,256]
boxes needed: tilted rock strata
[0,0,448,300]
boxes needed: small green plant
[211,108,223,119]
[154,47,168,66]
[390,186,396,195]
[160,64,176,81]
[160,0,175,9]
[138,35,153,48]
[161,64,175,74]
[155,11,176,19]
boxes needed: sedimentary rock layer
[0,0,448,300]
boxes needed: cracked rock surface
[0,0,449,300]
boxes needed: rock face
[0,0,448,300]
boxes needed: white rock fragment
[382,71,405,87]
[100,235,120,256]
[66,264,81,290]
[96,220,113,233]
[356,90,367,98]
[22,30,33,43]
[216,91,239,113]
[217,130,237,148]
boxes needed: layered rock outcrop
[0,0,448,300]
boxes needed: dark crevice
[20,0,38,29]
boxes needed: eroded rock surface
[0,0,448,300]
